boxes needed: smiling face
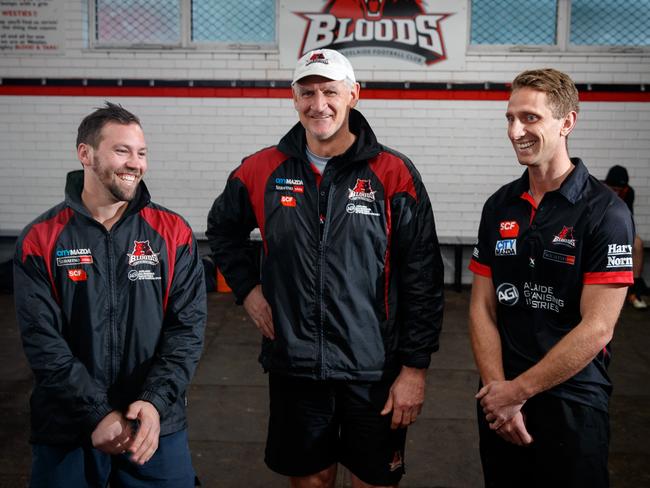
[78,122,147,203]
[292,75,360,151]
[506,87,576,170]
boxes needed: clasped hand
[91,400,160,465]
[476,380,533,446]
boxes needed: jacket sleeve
[206,172,260,304]
[392,172,444,369]
[14,238,113,433]
[138,233,206,416]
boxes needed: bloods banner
[279,0,467,70]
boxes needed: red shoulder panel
[22,207,74,303]
[233,147,287,250]
[369,152,417,202]
[140,207,194,312]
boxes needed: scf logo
[280,195,296,207]
[496,283,519,306]
[67,269,87,282]
[499,221,519,238]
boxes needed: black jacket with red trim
[14,170,206,444]
[207,109,444,381]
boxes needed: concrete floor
[0,288,648,487]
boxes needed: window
[91,0,277,49]
[469,0,650,52]
[570,0,650,46]
[471,0,558,47]
[192,1,275,44]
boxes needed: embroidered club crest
[552,226,577,248]
[348,179,376,202]
[127,240,160,266]
[307,52,327,65]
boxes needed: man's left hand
[125,400,161,465]
[476,380,526,430]
[381,366,426,429]
[495,411,533,446]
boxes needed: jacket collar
[508,157,590,205]
[277,109,382,167]
[65,169,151,221]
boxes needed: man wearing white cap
[207,49,444,487]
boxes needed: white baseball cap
[292,49,356,85]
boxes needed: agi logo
[496,283,519,306]
[296,0,451,65]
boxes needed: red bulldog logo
[296,0,452,65]
[127,240,160,266]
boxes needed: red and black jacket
[14,170,206,444]
[207,109,444,381]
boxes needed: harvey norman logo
[607,244,632,268]
[296,0,451,66]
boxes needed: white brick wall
[2,95,648,241]
[1,0,649,285]
[1,1,649,83]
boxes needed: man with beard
[469,69,634,487]
[207,49,444,487]
[14,102,206,487]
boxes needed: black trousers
[478,393,609,488]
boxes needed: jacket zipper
[106,232,118,384]
[317,182,335,380]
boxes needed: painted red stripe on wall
[1,85,649,102]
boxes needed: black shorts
[264,373,407,486]
[478,393,609,488]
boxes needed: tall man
[469,69,634,487]
[14,102,206,487]
[207,49,444,487]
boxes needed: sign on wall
[280,0,467,71]
[0,0,64,54]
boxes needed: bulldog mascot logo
[297,0,451,65]
[128,240,160,266]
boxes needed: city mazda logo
[496,283,519,306]
[296,0,452,65]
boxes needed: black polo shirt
[469,158,634,411]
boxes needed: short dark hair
[511,68,579,119]
[605,165,629,187]
[76,101,141,148]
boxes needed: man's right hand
[243,285,274,339]
[91,410,133,455]
[494,411,533,446]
